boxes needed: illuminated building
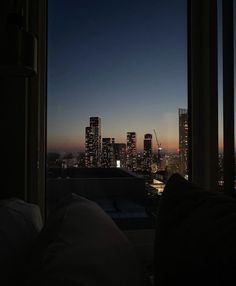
[143,134,152,171]
[85,117,101,167]
[102,138,115,168]
[136,152,143,171]
[114,143,126,168]
[179,109,188,176]
[126,132,137,171]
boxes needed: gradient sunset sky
[47,0,235,153]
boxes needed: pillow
[0,198,43,286]
[27,194,151,286]
[154,174,236,286]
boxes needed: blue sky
[47,0,235,153]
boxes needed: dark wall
[0,1,28,199]
[1,77,28,199]
[0,0,47,215]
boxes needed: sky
[47,0,235,153]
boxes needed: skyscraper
[114,143,126,168]
[126,132,137,171]
[179,109,188,176]
[85,117,101,167]
[101,138,115,168]
[143,134,152,171]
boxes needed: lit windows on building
[102,138,115,168]
[179,109,188,176]
[85,117,101,167]
[127,132,137,171]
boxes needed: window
[47,0,187,222]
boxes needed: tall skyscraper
[85,126,94,167]
[85,117,101,167]
[101,138,115,168]
[126,132,137,171]
[114,143,126,168]
[143,133,152,171]
[179,109,188,175]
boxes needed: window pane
[47,0,187,211]
[218,0,236,192]
[218,0,224,190]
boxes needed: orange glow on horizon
[47,136,180,153]
[47,135,232,154]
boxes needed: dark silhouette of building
[143,134,152,171]
[114,143,126,168]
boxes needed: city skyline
[47,114,189,177]
[47,111,184,153]
[47,0,236,153]
[60,113,187,155]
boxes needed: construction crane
[153,129,162,168]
